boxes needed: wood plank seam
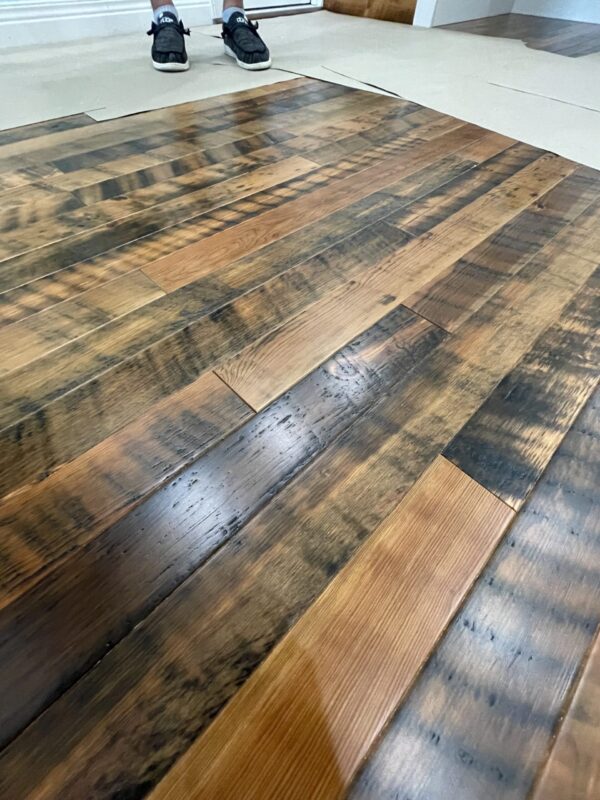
[148,456,515,800]
[530,627,600,800]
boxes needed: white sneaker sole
[152,59,190,72]
[224,44,272,71]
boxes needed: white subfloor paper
[2,11,600,169]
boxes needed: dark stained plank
[0,220,410,500]
[0,304,445,750]
[0,206,590,799]
[405,166,600,331]
[349,387,600,800]
[216,153,572,410]
[0,371,251,608]
[143,124,487,291]
[532,630,600,800]
[444,268,600,509]
[149,457,513,800]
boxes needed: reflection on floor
[0,77,598,800]
[443,12,600,57]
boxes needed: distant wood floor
[0,78,599,800]
[443,12,600,57]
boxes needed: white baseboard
[0,0,212,48]
[513,0,600,24]
[414,0,513,27]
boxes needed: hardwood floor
[0,77,598,800]
[443,12,600,57]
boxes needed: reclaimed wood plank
[0,201,591,799]
[404,166,600,331]
[143,124,487,292]
[216,154,572,410]
[444,268,599,509]
[149,457,514,800]
[0,151,317,262]
[0,221,410,562]
[0,305,444,749]
[0,271,164,375]
[0,370,251,604]
[386,141,542,236]
[0,131,497,329]
[532,631,600,800]
[0,112,442,293]
[349,388,600,800]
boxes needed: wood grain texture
[444,268,600,509]
[0,152,318,263]
[0,182,590,798]
[404,166,600,331]
[350,388,600,800]
[143,123,486,291]
[386,141,542,237]
[1,77,598,800]
[0,103,442,304]
[0,271,164,374]
[216,153,572,409]
[324,0,416,24]
[0,304,446,784]
[0,371,251,604]
[0,128,501,331]
[0,219,410,501]
[149,457,513,800]
[443,13,600,58]
[532,631,600,800]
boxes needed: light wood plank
[143,124,487,291]
[150,457,513,800]
[350,388,600,800]
[0,189,591,797]
[0,305,443,749]
[216,153,573,410]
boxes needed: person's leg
[148,0,190,72]
[221,0,272,70]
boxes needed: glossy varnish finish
[0,77,598,799]
[149,457,513,800]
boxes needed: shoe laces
[147,20,190,36]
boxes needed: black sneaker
[147,12,190,72]
[222,13,271,71]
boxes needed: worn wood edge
[149,456,515,800]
